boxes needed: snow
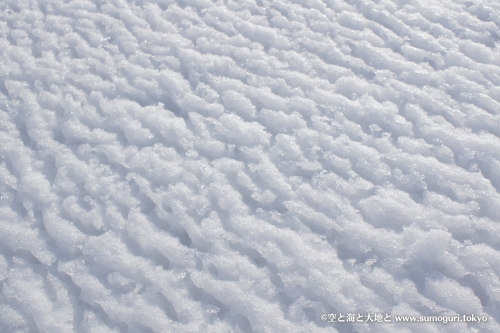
[0,0,499,332]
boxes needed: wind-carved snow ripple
[0,0,499,332]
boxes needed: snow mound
[0,0,499,332]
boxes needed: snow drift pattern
[0,0,499,332]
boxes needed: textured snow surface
[0,0,500,332]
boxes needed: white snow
[0,0,499,332]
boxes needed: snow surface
[0,0,500,332]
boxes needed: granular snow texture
[0,0,500,332]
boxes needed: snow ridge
[0,0,499,332]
